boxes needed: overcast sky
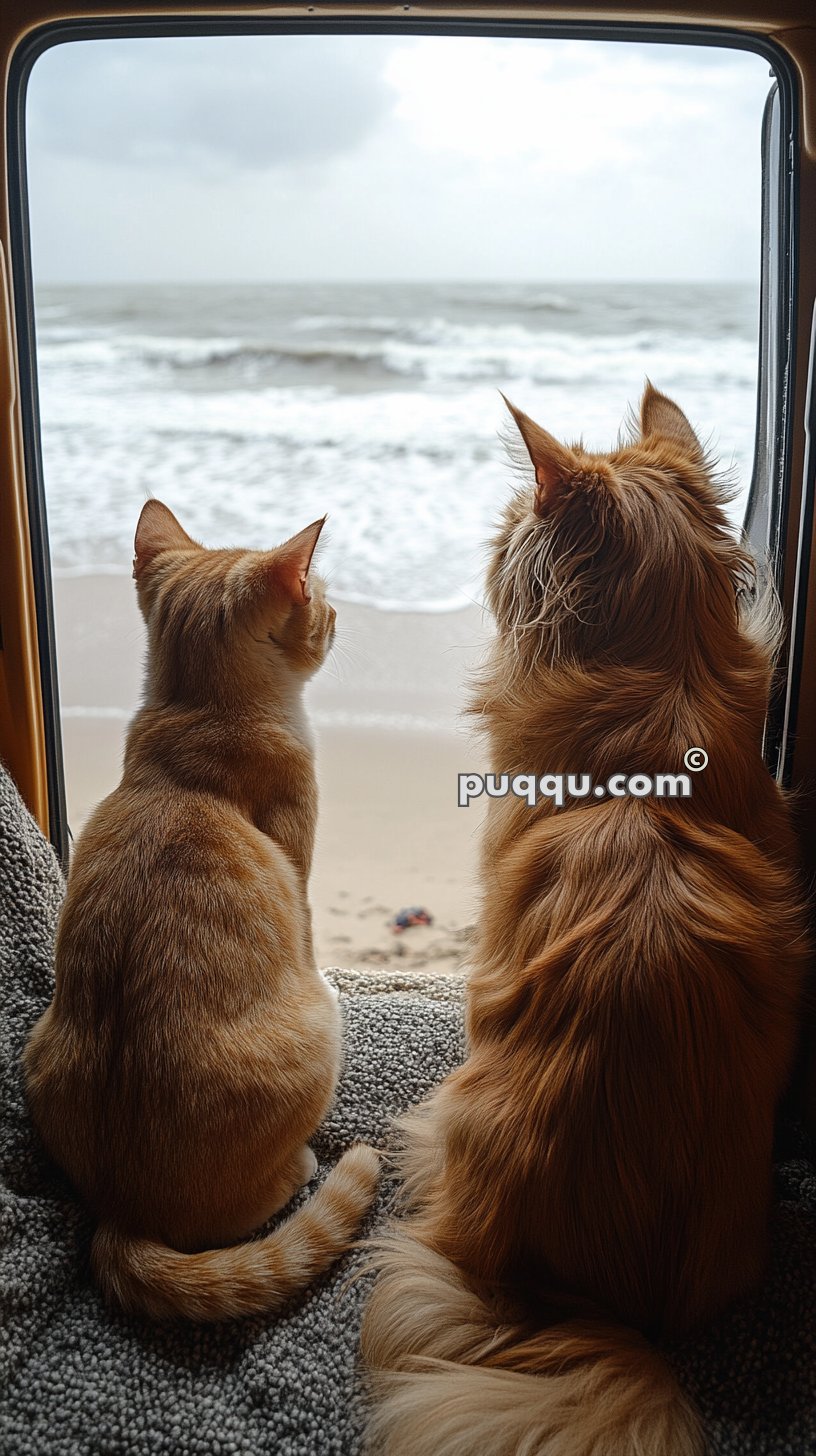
[26,33,772,284]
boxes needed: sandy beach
[54,574,491,974]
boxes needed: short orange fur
[362,387,809,1455]
[24,501,379,1321]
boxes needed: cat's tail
[91,1142,380,1321]
[361,1233,705,1456]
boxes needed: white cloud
[386,39,711,170]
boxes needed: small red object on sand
[389,906,433,935]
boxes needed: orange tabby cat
[362,387,809,1455]
[24,501,379,1321]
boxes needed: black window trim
[5,13,801,872]
[779,300,816,788]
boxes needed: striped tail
[91,1143,380,1322]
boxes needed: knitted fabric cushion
[0,765,814,1455]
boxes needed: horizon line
[33,276,758,289]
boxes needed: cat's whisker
[331,635,370,673]
[326,632,363,682]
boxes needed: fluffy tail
[91,1143,380,1321]
[361,1234,704,1456]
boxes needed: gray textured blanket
[0,765,814,1455]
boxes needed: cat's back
[458,793,808,1331]
[29,758,305,1090]
[24,768,311,1187]
[478,790,804,1043]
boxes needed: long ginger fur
[24,501,379,1321]
[361,385,809,1455]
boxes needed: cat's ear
[639,381,703,460]
[502,395,580,514]
[269,517,327,606]
[134,500,199,579]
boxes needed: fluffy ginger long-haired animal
[24,502,379,1321]
[361,386,809,1455]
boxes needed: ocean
[35,281,759,613]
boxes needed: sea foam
[36,281,759,611]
